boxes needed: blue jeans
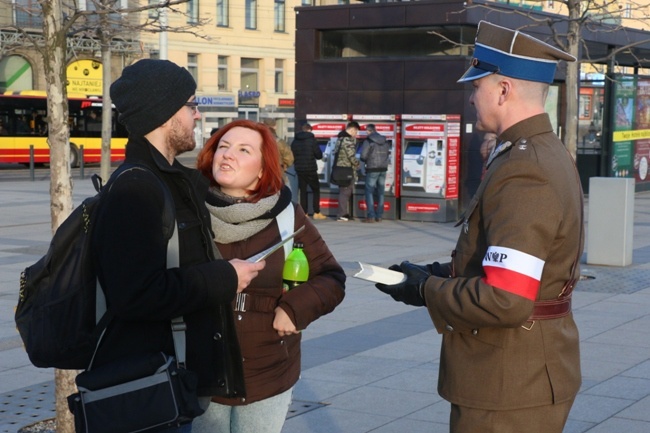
[192,387,293,433]
[365,171,386,219]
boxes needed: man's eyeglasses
[184,101,199,114]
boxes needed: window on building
[321,26,474,59]
[275,59,284,93]
[240,58,259,94]
[217,0,229,26]
[218,56,228,91]
[148,0,159,19]
[188,0,199,24]
[301,0,312,5]
[188,54,199,84]
[274,0,285,32]
[624,3,632,19]
[245,0,257,30]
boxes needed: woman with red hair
[194,119,346,433]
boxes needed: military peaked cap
[458,21,576,84]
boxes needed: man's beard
[167,117,196,157]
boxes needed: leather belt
[528,295,572,321]
[234,293,278,313]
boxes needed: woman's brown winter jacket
[211,202,345,405]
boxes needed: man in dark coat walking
[291,123,326,219]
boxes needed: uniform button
[242,357,246,362]
[472,329,478,335]
[241,398,246,403]
[445,324,454,332]
[213,332,222,341]
[280,340,285,345]
[218,380,225,387]
[237,314,243,321]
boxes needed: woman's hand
[273,307,298,336]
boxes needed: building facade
[0,0,305,144]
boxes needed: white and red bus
[0,90,127,167]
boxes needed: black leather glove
[398,261,450,278]
[375,261,431,307]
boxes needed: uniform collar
[499,113,554,146]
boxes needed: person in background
[376,21,583,433]
[479,131,498,178]
[334,121,360,222]
[261,118,294,185]
[359,124,389,223]
[193,119,345,433]
[93,59,264,432]
[291,122,326,220]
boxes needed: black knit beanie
[110,59,197,136]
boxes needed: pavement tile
[366,417,449,433]
[326,386,439,418]
[623,359,650,379]
[578,417,650,433]
[281,406,393,433]
[583,375,650,400]
[569,393,636,423]
[616,395,650,422]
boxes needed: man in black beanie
[88,59,264,432]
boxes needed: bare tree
[2,0,206,431]
[464,0,650,159]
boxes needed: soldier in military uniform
[376,21,583,433]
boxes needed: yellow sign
[66,60,103,96]
[612,129,650,142]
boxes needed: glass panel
[217,0,229,26]
[274,0,285,32]
[321,26,474,59]
[245,0,257,30]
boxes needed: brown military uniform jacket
[423,114,583,410]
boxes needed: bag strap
[276,203,295,259]
[89,165,182,369]
[167,224,188,367]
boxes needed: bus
[0,90,128,167]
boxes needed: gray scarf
[206,190,280,244]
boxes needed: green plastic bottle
[282,242,309,293]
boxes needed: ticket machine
[400,114,461,222]
[351,114,399,220]
[306,114,349,217]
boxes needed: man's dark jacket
[291,131,322,173]
[360,132,389,173]
[91,137,245,398]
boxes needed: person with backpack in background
[333,121,360,222]
[359,124,390,223]
[92,59,264,432]
[291,122,326,220]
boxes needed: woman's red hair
[196,119,284,202]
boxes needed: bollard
[586,177,634,266]
[79,145,84,179]
[29,145,35,181]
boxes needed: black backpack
[15,164,175,369]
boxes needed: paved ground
[1,169,649,433]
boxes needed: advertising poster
[611,75,636,177]
[634,79,650,185]
[445,117,461,199]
